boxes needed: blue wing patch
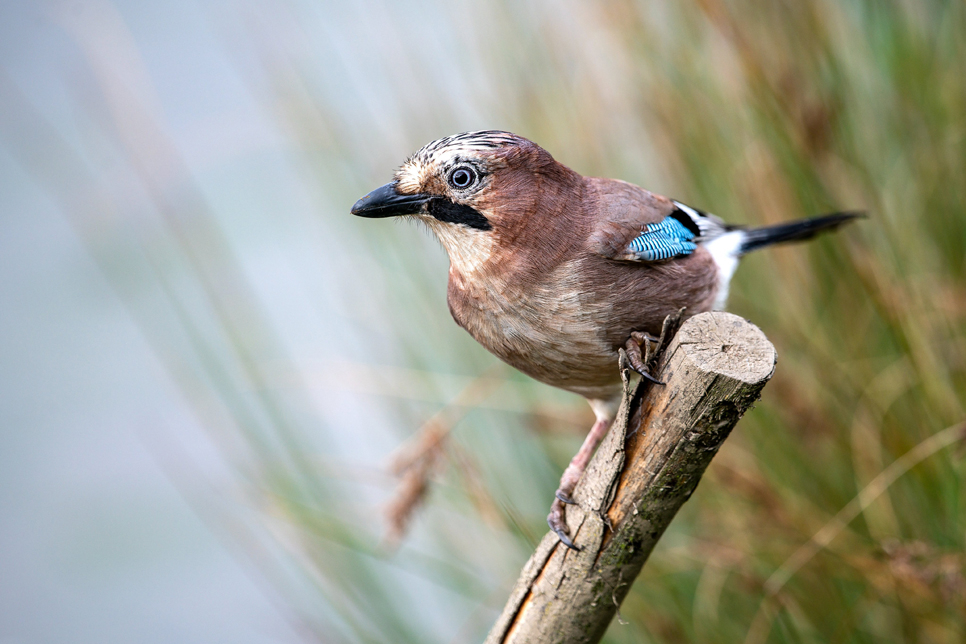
[626,217,697,261]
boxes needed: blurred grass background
[1,0,964,642]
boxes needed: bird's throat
[421,216,496,277]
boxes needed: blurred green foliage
[6,0,964,642]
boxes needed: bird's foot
[546,413,614,551]
[624,331,665,385]
[548,496,581,551]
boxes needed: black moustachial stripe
[428,198,492,230]
[668,208,702,237]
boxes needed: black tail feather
[738,211,864,255]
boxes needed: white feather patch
[671,200,723,238]
[702,230,745,310]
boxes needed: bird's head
[351,131,582,275]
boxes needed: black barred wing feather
[626,218,698,261]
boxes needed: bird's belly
[448,276,622,399]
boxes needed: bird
[351,130,859,550]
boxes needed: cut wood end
[675,312,777,384]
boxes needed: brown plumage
[351,130,859,549]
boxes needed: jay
[351,130,858,549]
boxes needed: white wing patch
[671,200,727,240]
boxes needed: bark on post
[485,311,777,644]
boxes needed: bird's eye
[448,166,478,190]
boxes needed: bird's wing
[586,178,728,262]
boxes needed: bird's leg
[547,328,669,550]
[547,414,613,550]
[624,331,665,385]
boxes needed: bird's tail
[736,212,863,255]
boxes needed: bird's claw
[548,498,581,551]
[624,332,666,385]
[633,366,665,386]
[555,490,577,505]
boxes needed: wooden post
[485,311,776,644]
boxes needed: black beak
[351,182,432,218]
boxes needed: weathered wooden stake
[485,311,776,644]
